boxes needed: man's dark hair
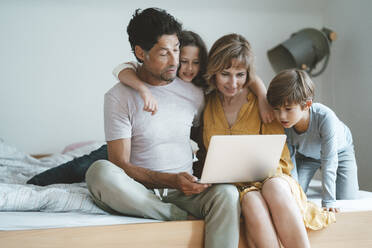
[127,8,182,62]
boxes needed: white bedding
[0,139,160,231]
[1,139,372,231]
[0,212,160,231]
[0,139,106,214]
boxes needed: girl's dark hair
[179,30,208,90]
[127,8,182,62]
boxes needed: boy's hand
[323,207,340,213]
[139,88,158,115]
[258,96,275,124]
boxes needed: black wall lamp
[267,28,337,77]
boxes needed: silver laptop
[198,135,286,183]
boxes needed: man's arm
[107,138,209,195]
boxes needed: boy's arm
[319,115,339,209]
[113,62,158,115]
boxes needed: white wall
[0,0,325,154]
[321,0,372,191]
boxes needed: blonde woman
[201,33,335,247]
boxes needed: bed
[1,139,372,247]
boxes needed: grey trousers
[296,149,359,200]
[86,160,241,248]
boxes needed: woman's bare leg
[262,178,310,248]
[245,231,256,248]
[241,191,280,248]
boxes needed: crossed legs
[86,160,240,248]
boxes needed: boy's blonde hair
[205,33,256,88]
[267,69,314,108]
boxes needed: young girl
[266,69,359,212]
[113,30,274,123]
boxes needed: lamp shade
[267,28,336,77]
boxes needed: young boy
[266,69,359,212]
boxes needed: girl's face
[215,62,247,97]
[178,45,200,82]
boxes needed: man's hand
[175,172,210,195]
[323,207,340,213]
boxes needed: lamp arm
[310,52,330,77]
[310,29,332,77]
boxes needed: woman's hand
[139,88,158,115]
[258,96,275,124]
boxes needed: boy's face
[272,103,309,129]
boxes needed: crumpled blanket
[0,139,106,214]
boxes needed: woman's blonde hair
[267,69,315,108]
[205,33,256,88]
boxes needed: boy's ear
[134,45,146,62]
[305,100,313,109]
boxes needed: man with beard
[84,8,240,248]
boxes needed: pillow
[61,141,97,154]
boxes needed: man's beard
[150,67,177,83]
[160,71,176,82]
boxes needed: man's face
[142,34,180,84]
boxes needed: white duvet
[0,139,106,214]
[2,139,372,215]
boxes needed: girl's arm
[113,62,158,115]
[247,76,274,123]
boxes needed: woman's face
[178,45,200,82]
[215,62,247,97]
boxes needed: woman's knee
[241,191,263,215]
[261,178,291,204]
[241,191,272,226]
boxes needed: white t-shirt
[104,78,204,174]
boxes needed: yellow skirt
[235,174,336,230]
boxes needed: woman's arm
[113,62,158,115]
[247,76,274,123]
